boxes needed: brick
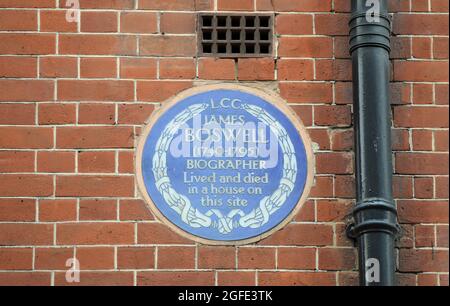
[392,128,411,151]
[319,248,356,270]
[259,272,336,286]
[0,80,54,102]
[118,103,155,125]
[437,225,449,248]
[278,37,333,57]
[412,130,432,151]
[294,200,315,222]
[315,105,352,127]
[238,247,276,269]
[398,200,449,223]
[57,126,134,149]
[40,57,77,78]
[315,59,352,81]
[118,247,155,269]
[315,14,349,36]
[277,248,316,270]
[276,14,313,35]
[238,58,275,81]
[120,58,157,79]
[309,129,331,150]
[260,224,333,246]
[0,0,55,8]
[277,59,314,81]
[140,36,196,57]
[335,175,355,198]
[72,0,135,9]
[316,152,353,174]
[198,58,235,80]
[139,0,195,10]
[56,175,134,197]
[76,247,115,270]
[78,103,115,125]
[0,175,53,197]
[395,153,448,175]
[120,12,157,33]
[0,56,37,78]
[317,199,353,222]
[394,106,448,128]
[431,0,449,12]
[331,129,353,151]
[435,130,449,151]
[38,103,76,125]
[412,37,432,59]
[54,271,133,286]
[58,80,134,101]
[198,246,236,269]
[39,199,77,222]
[0,127,53,149]
[0,272,50,286]
[435,176,449,198]
[158,246,195,269]
[0,33,55,55]
[415,225,435,247]
[35,247,73,270]
[0,223,53,245]
[435,84,449,105]
[80,57,117,78]
[393,14,448,35]
[257,0,332,12]
[399,249,448,272]
[118,151,134,173]
[0,104,35,125]
[309,176,333,198]
[79,199,117,221]
[433,37,449,59]
[291,105,313,126]
[40,10,77,32]
[59,34,136,55]
[418,274,439,286]
[137,81,193,102]
[161,13,196,34]
[138,223,194,244]
[0,198,35,222]
[279,83,333,103]
[37,151,75,173]
[393,175,413,199]
[0,248,33,270]
[159,59,196,79]
[394,61,449,82]
[78,151,115,173]
[137,272,214,286]
[81,11,117,33]
[57,222,134,245]
[218,0,253,10]
[217,271,256,286]
[413,83,433,104]
[414,177,434,198]
[120,199,154,221]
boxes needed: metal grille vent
[198,14,274,57]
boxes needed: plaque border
[136,84,315,246]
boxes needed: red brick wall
[0,0,448,286]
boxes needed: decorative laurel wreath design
[151,103,297,235]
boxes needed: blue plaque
[136,85,313,245]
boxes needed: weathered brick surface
[0,0,447,287]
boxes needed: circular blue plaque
[137,85,313,245]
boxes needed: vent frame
[198,13,274,58]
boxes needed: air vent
[198,14,274,58]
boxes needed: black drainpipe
[347,0,400,286]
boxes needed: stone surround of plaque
[136,85,314,245]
